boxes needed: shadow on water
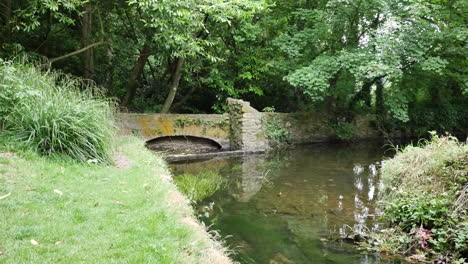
[170,142,406,264]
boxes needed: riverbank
[0,135,232,264]
[362,134,467,263]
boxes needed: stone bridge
[118,98,267,153]
[118,113,231,150]
[118,98,379,155]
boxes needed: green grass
[380,133,467,199]
[0,60,115,163]
[364,134,468,262]
[0,136,230,264]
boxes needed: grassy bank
[363,134,467,263]
[0,60,232,263]
[0,135,232,263]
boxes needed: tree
[122,0,267,112]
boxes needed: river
[170,142,404,264]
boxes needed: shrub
[0,60,115,163]
[331,121,356,140]
[262,109,292,147]
[365,134,468,262]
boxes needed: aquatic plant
[174,170,226,202]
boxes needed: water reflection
[170,143,403,264]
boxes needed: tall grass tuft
[0,59,115,163]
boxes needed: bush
[365,134,468,262]
[262,109,292,147]
[0,60,115,163]
[331,121,356,140]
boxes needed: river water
[170,142,404,264]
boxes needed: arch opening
[146,135,222,153]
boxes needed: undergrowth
[262,108,292,147]
[0,59,115,163]
[363,133,468,263]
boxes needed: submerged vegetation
[0,60,115,163]
[174,170,226,203]
[363,134,468,263]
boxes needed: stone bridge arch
[146,135,223,153]
[118,113,230,150]
[118,99,272,153]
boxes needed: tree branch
[49,41,107,64]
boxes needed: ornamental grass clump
[365,133,468,263]
[0,60,115,163]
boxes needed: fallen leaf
[115,201,126,205]
[30,239,39,246]
[54,241,63,246]
[119,181,126,185]
[54,189,63,196]
[21,212,27,216]
[0,192,11,200]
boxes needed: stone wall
[227,98,267,152]
[262,112,380,146]
[118,99,381,153]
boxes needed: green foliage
[174,170,226,202]
[262,111,292,147]
[285,56,340,102]
[0,60,115,163]
[385,92,409,123]
[11,0,85,32]
[383,195,451,231]
[367,135,468,262]
[331,122,356,140]
[1,0,467,138]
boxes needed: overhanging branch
[49,41,107,64]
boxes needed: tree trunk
[375,78,384,115]
[326,75,339,114]
[2,0,12,43]
[104,39,114,94]
[161,57,185,113]
[171,84,197,111]
[121,44,150,107]
[350,79,374,109]
[82,2,94,79]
